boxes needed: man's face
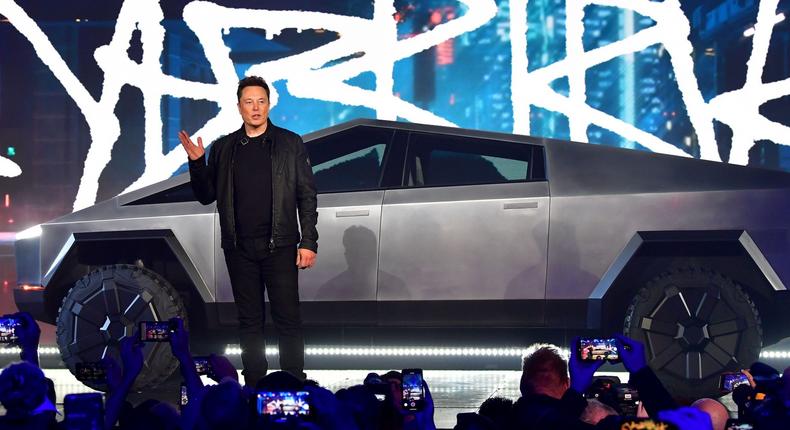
[237,85,270,129]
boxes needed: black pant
[224,238,305,385]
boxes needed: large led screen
[0,0,788,229]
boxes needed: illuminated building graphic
[0,0,787,230]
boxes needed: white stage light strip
[3,346,788,362]
[224,345,571,358]
[0,346,60,355]
[760,350,790,359]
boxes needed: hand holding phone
[578,337,621,363]
[0,316,22,344]
[193,356,213,377]
[614,335,647,373]
[256,391,312,420]
[401,368,426,411]
[180,384,189,408]
[719,372,751,393]
[139,321,176,342]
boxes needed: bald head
[691,398,729,430]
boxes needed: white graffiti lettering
[0,0,787,211]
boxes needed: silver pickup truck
[14,119,790,397]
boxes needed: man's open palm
[178,130,205,161]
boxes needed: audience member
[657,406,714,430]
[477,396,515,429]
[10,311,41,367]
[513,342,596,429]
[580,399,617,425]
[518,344,569,399]
[613,334,677,416]
[335,384,381,430]
[197,379,250,430]
[691,398,729,430]
[120,398,181,430]
[104,333,145,429]
[5,311,790,430]
[0,361,58,429]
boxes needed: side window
[125,181,196,205]
[307,126,394,193]
[406,133,535,187]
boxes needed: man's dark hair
[520,344,569,396]
[237,76,270,100]
[479,396,515,428]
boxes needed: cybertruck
[14,119,790,397]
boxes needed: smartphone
[75,362,107,383]
[256,391,311,418]
[139,321,175,342]
[578,337,620,363]
[719,372,751,393]
[0,316,21,344]
[620,418,678,430]
[193,356,212,376]
[180,384,189,408]
[614,384,640,416]
[64,392,104,430]
[725,419,754,430]
[401,368,425,411]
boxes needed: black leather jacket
[188,121,318,252]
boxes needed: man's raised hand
[178,130,205,161]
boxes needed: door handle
[503,201,538,210]
[336,209,370,218]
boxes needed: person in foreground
[179,75,319,386]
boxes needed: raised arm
[181,130,217,205]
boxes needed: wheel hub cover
[637,282,752,381]
[99,315,131,343]
[677,318,709,349]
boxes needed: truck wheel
[56,264,187,391]
[623,267,762,400]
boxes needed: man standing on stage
[178,76,318,385]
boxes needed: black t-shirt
[233,131,273,239]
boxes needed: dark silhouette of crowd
[2,311,790,429]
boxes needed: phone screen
[64,393,104,430]
[615,384,640,416]
[579,337,620,362]
[719,372,751,392]
[193,357,211,376]
[402,369,425,411]
[180,384,189,407]
[256,391,311,417]
[139,321,173,342]
[76,362,107,382]
[0,317,21,343]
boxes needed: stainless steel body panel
[378,182,550,301]
[13,119,790,333]
[546,188,790,299]
[214,191,385,303]
[38,198,217,301]
[298,191,384,302]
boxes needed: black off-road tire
[56,264,187,391]
[623,266,762,400]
